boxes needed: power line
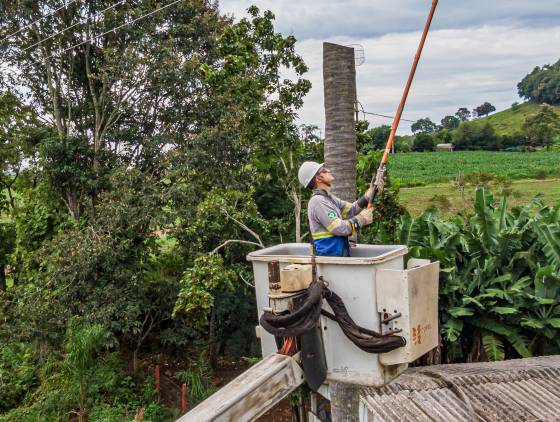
[362,110,415,123]
[0,0,82,43]
[23,0,130,53]
[44,0,182,61]
[356,100,415,125]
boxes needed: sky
[218,0,560,134]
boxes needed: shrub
[453,121,500,150]
[533,169,548,180]
[398,188,560,362]
[176,352,216,406]
[413,133,435,151]
[0,343,36,411]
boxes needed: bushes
[0,321,173,422]
[453,121,500,150]
[413,133,435,151]
[0,343,36,412]
[517,59,560,104]
[398,188,560,362]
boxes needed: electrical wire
[363,110,415,123]
[23,0,130,53]
[0,0,82,43]
[356,100,414,125]
[44,0,182,61]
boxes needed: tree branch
[238,272,255,288]
[211,239,263,254]
[221,209,264,247]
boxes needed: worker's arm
[333,189,374,219]
[311,197,373,237]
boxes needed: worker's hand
[373,166,386,195]
[355,207,374,228]
[364,187,373,201]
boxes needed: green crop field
[387,150,560,187]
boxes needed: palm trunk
[323,42,359,421]
[323,43,357,202]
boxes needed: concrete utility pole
[323,42,360,422]
[323,42,357,203]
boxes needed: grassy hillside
[480,102,560,136]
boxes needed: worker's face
[316,167,335,186]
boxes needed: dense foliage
[0,3,318,419]
[518,59,560,104]
[0,2,558,419]
[472,101,496,118]
[400,188,560,362]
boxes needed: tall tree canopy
[455,107,471,122]
[411,117,437,134]
[0,0,229,218]
[440,115,460,130]
[522,105,560,148]
[473,102,496,118]
[517,59,560,105]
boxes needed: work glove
[373,166,386,196]
[364,187,373,202]
[355,207,374,228]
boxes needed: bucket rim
[247,243,408,265]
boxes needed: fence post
[182,383,187,414]
[155,365,160,396]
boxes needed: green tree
[0,91,42,211]
[440,115,460,130]
[0,342,36,411]
[413,133,435,151]
[411,117,437,134]
[369,124,392,150]
[473,101,496,118]
[434,129,453,145]
[195,6,310,240]
[0,91,44,291]
[62,321,109,422]
[517,59,560,104]
[522,105,560,149]
[394,135,414,152]
[174,188,269,363]
[356,122,391,153]
[1,0,228,219]
[455,107,471,122]
[453,121,500,150]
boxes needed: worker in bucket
[298,161,385,256]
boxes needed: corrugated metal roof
[360,355,560,422]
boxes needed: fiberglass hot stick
[368,0,439,208]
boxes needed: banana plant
[397,187,560,362]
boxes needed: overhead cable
[356,100,414,124]
[23,0,130,53]
[0,0,82,43]
[44,0,182,61]
[362,110,415,123]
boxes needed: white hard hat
[298,161,323,188]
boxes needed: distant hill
[477,102,560,136]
